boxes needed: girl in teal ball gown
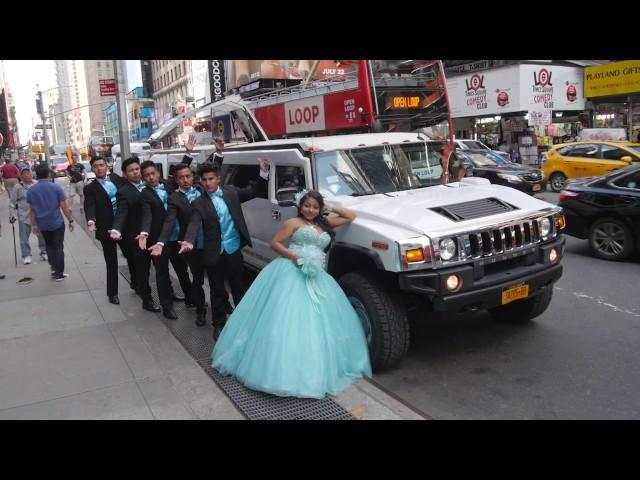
[211,190,372,399]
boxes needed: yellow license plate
[502,284,529,305]
[532,184,542,192]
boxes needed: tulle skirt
[211,257,372,399]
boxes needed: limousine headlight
[439,238,457,261]
[540,217,552,240]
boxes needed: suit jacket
[184,179,266,267]
[111,181,148,240]
[157,185,205,245]
[83,173,125,241]
[139,180,175,245]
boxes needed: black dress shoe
[185,301,196,308]
[195,310,207,327]
[129,281,136,291]
[163,307,178,320]
[225,302,234,315]
[142,300,161,313]
[172,294,185,302]
[108,295,120,305]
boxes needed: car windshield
[467,151,511,166]
[461,140,489,150]
[627,146,640,155]
[52,157,67,165]
[314,142,447,196]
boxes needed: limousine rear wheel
[339,272,410,372]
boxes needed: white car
[221,133,566,371]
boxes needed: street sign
[99,79,116,96]
[35,124,53,129]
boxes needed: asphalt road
[373,189,640,419]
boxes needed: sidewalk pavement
[0,185,423,420]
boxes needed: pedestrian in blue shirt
[27,164,75,281]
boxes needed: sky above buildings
[3,60,142,144]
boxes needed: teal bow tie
[212,189,224,198]
[155,184,165,192]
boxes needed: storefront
[447,63,586,151]
[584,60,640,142]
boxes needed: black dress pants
[205,250,246,325]
[100,238,135,297]
[150,241,193,308]
[127,236,152,301]
[186,248,206,312]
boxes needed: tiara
[294,189,310,208]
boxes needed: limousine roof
[226,133,437,153]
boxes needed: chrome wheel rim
[593,223,626,257]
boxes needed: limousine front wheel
[339,272,410,372]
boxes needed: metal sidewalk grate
[119,266,354,420]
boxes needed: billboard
[208,60,227,102]
[584,60,640,98]
[191,60,208,106]
[447,64,584,118]
[226,60,355,89]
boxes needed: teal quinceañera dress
[211,225,372,399]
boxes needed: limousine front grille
[430,214,557,268]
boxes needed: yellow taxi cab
[543,141,640,192]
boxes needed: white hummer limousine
[209,132,565,371]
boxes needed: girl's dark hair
[297,190,335,241]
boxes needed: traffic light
[35,92,44,115]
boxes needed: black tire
[339,272,410,372]
[488,288,553,324]
[549,172,567,192]
[588,217,635,261]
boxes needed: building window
[183,61,186,74]
[97,61,101,68]
[178,64,181,77]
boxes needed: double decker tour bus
[239,60,454,141]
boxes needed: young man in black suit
[83,157,134,305]
[149,163,208,326]
[109,157,159,313]
[138,161,192,320]
[179,160,269,339]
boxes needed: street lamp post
[36,84,72,164]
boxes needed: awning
[149,94,268,142]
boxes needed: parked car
[559,164,640,261]
[456,150,546,194]
[542,141,640,192]
[50,155,69,177]
[454,139,491,151]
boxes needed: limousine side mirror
[620,156,633,164]
[276,187,298,207]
